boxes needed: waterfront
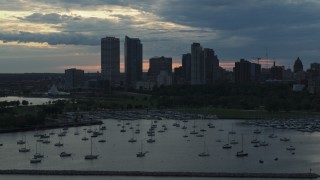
[0,118,320,176]
[0,96,66,106]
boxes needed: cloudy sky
[0,0,319,73]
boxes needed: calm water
[0,96,66,105]
[0,119,319,179]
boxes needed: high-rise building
[191,43,204,85]
[148,56,172,80]
[65,68,84,89]
[293,57,303,73]
[125,36,143,87]
[203,48,219,84]
[234,59,261,83]
[182,53,191,83]
[101,36,120,84]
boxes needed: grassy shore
[178,107,320,119]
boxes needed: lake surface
[0,118,319,179]
[0,96,66,105]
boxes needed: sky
[0,0,319,73]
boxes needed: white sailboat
[33,142,44,158]
[222,134,232,149]
[198,140,210,157]
[236,135,248,157]
[84,137,98,160]
[136,141,146,157]
[54,136,63,147]
[19,137,30,152]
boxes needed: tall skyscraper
[191,43,204,85]
[125,36,143,87]
[148,56,172,80]
[101,37,120,84]
[182,53,191,83]
[203,48,218,84]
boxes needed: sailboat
[268,127,277,138]
[120,120,126,133]
[17,135,26,145]
[33,142,44,158]
[136,141,147,157]
[229,124,236,134]
[84,137,98,160]
[54,136,63,147]
[222,134,232,149]
[98,129,106,143]
[60,151,72,157]
[190,120,198,135]
[198,140,210,157]
[128,129,137,143]
[19,137,30,152]
[74,127,79,135]
[236,135,248,157]
[30,156,41,163]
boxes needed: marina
[1,110,320,179]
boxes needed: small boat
[230,139,239,145]
[42,139,51,144]
[259,160,264,164]
[223,144,232,149]
[196,134,204,137]
[136,142,146,157]
[236,150,248,157]
[222,134,232,149]
[19,139,30,152]
[253,129,262,134]
[33,143,44,158]
[198,140,210,157]
[30,157,41,164]
[259,141,269,146]
[84,137,98,160]
[286,145,296,151]
[54,137,63,147]
[19,147,30,152]
[128,138,137,143]
[60,152,72,157]
[82,137,89,141]
[280,137,290,142]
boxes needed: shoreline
[0,120,102,134]
[0,170,318,178]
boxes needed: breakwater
[0,170,318,179]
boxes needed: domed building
[293,57,303,73]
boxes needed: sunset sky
[1,0,319,73]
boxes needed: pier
[0,170,318,179]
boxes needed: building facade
[125,36,143,88]
[101,36,120,84]
[191,43,204,85]
[234,59,261,83]
[148,56,172,80]
[65,68,84,89]
[182,53,191,83]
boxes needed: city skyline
[1,0,320,73]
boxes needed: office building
[65,68,84,89]
[191,43,204,85]
[234,59,261,83]
[125,36,143,87]
[101,36,120,84]
[148,56,172,79]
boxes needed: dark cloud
[0,31,98,45]
[18,13,81,24]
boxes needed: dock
[0,170,318,179]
